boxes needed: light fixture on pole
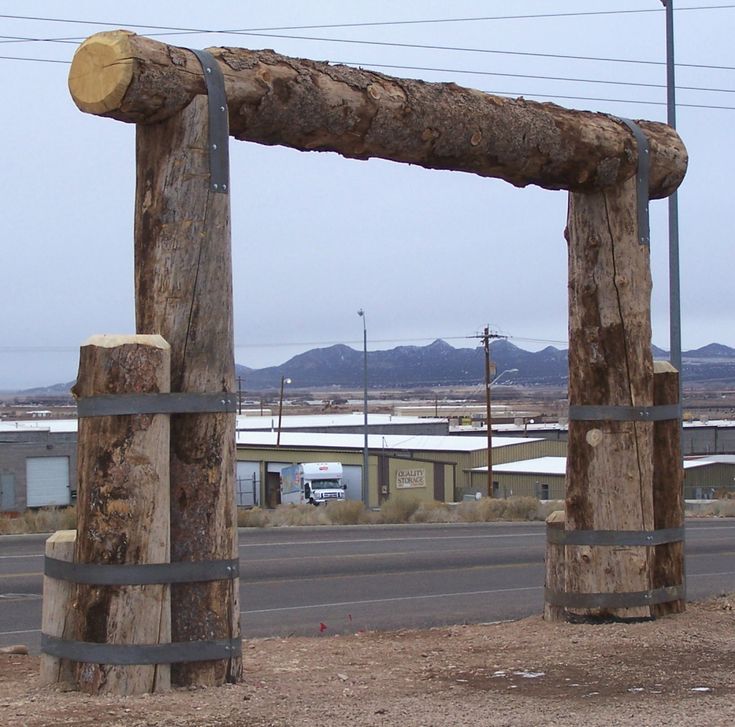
[357,309,369,506]
[276,376,291,448]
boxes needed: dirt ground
[2,595,734,727]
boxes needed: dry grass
[693,499,735,518]
[324,499,370,525]
[379,495,421,524]
[410,500,457,523]
[0,506,77,535]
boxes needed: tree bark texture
[40,530,76,687]
[134,96,241,686]
[565,179,655,619]
[68,31,687,199]
[543,510,566,622]
[651,361,685,617]
[69,334,171,694]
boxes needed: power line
[3,52,733,110]
[339,60,735,95]
[2,4,735,33]
[2,13,735,72]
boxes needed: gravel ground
[2,595,734,726]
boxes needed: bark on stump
[67,334,171,694]
[68,30,687,199]
[134,96,241,686]
[40,530,76,686]
[565,179,655,619]
[543,510,566,622]
[651,361,686,617]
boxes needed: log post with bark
[67,334,171,694]
[134,91,241,687]
[68,31,687,198]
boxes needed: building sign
[395,468,426,489]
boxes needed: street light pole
[276,375,291,448]
[661,0,682,377]
[358,309,369,506]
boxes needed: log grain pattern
[69,334,171,694]
[134,95,241,687]
[68,31,687,199]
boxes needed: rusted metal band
[188,48,230,193]
[568,404,681,422]
[544,583,685,610]
[547,526,684,547]
[77,392,238,417]
[41,633,241,665]
[615,116,650,246]
[44,557,239,585]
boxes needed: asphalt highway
[1,519,733,652]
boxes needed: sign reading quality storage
[395,468,426,489]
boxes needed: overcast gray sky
[1,1,733,389]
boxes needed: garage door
[26,456,71,507]
[342,465,363,502]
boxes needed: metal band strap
[616,116,650,246]
[44,557,239,586]
[545,583,685,610]
[568,404,681,422]
[547,526,684,547]
[77,392,238,417]
[41,633,241,665]
[189,48,230,193]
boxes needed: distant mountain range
[13,340,735,395]
[236,339,735,391]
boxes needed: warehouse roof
[236,430,541,452]
[472,455,735,475]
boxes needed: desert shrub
[504,496,544,521]
[270,503,328,527]
[410,500,455,523]
[324,499,368,525]
[0,506,77,535]
[237,506,270,528]
[699,500,735,518]
[457,497,507,522]
[379,495,421,524]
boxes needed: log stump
[67,334,171,694]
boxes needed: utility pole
[474,326,507,497]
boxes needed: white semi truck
[280,462,347,505]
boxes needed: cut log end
[81,333,170,350]
[68,31,135,115]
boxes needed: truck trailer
[280,462,347,505]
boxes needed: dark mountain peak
[426,339,455,352]
[489,339,521,353]
[686,343,735,358]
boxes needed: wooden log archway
[64,30,688,685]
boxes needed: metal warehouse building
[470,455,735,501]
[236,431,566,508]
[0,421,77,510]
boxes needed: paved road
[1,520,733,652]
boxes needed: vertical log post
[68,334,171,694]
[651,360,686,616]
[134,94,241,686]
[40,530,76,686]
[543,510,566,622]
[564,178,655,619]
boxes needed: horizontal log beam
[69,30,687,198]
